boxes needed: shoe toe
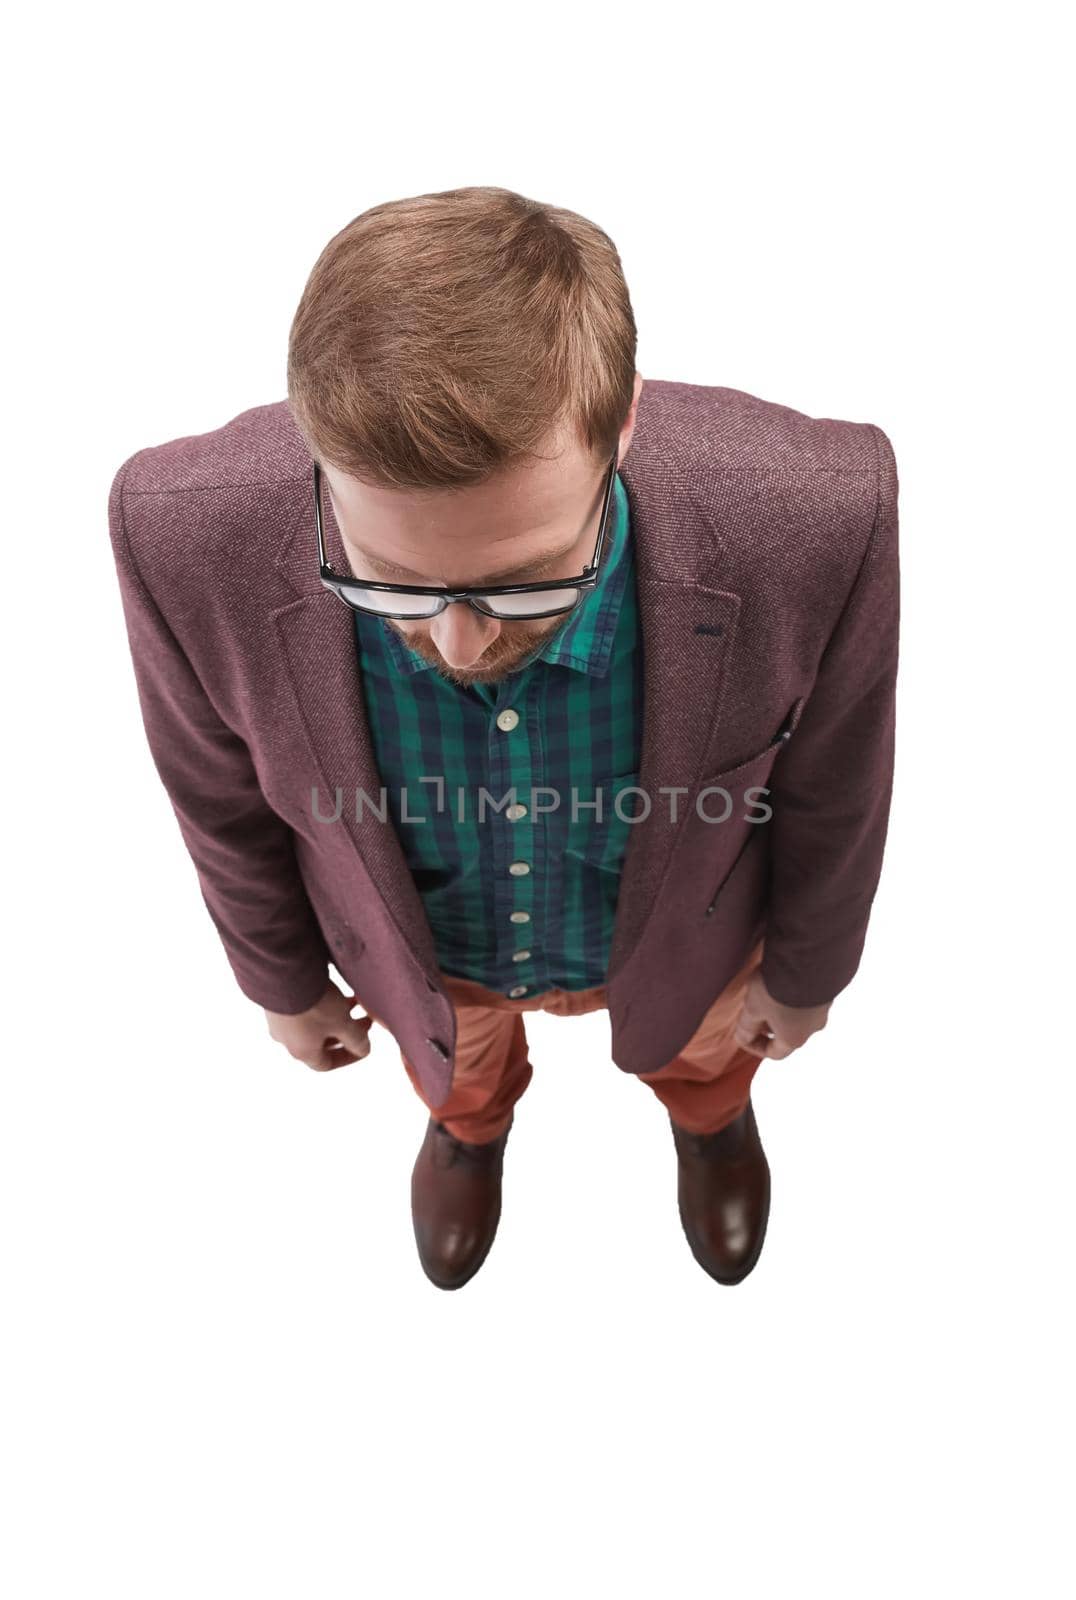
[416,1219,494,1290]
[411,1117,508,1289]
[692,1199,760,1280]
[672,1105,771,1285]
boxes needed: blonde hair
[286,185,637,489]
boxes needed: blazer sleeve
[107,455,332,1015]
[759,423,900,1008]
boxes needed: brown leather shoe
[411,1112,514,1290]
[670,1099,771,1284]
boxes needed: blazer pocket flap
[695,695,806,793]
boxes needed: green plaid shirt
[353,473,642,997]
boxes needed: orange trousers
[363,939,768,1144]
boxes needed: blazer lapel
[606,465,741,981]
[271,478,443,983]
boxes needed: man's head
[319,389,643,686]
[287,185,640,687]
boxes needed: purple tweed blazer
[107,381,899,1106]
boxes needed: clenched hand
[265,979,374,1071]
[734,970,830,1060]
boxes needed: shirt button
[496,708,520,731]
[508,984,528,998]
[506,802,527,821]
[509,910,531,924]
[512,949,531,962]
[508,860,530,877]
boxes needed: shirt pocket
[563,770,646,875]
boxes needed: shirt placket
[474,669,549,998]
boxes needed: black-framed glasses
[314,449,620,620]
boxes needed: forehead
[322,441,604,585]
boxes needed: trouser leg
[634,940,766,1135]
[365,995,533,1145]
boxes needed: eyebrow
[350,540,581,586]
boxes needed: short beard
[387,617,563,688]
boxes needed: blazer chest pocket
[687,697,806,918]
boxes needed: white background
[3,2,1072,1595]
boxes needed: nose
[428,600,502,669]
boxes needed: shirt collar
[375,472,631,680]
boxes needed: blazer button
[426,1036,450,1060]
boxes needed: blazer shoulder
[636,377,885,477]
[107,399,308,597]
[111,398,308,498]
[632,379,895,604]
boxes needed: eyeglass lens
[340,584,584,619]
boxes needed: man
[107,186,899,1291]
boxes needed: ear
[618,371,646,460]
